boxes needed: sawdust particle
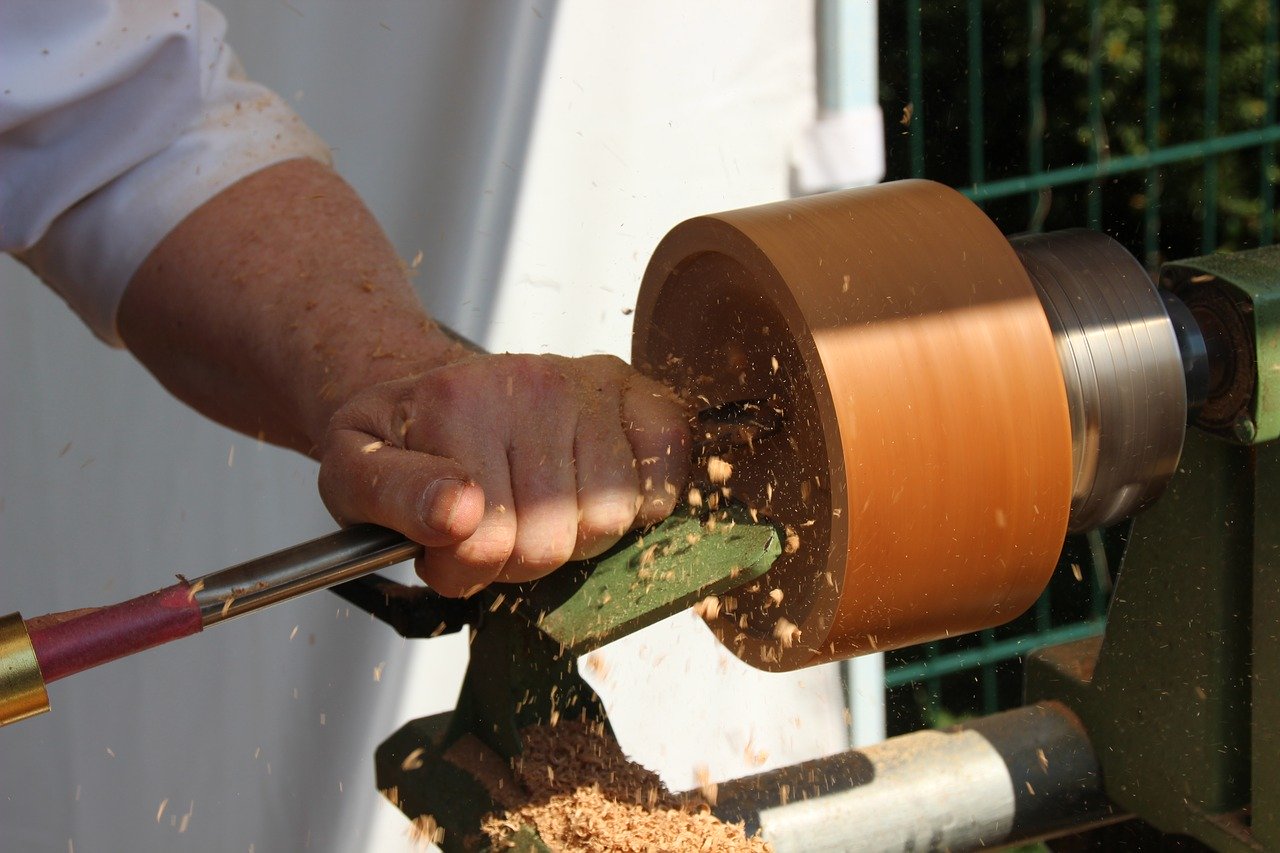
[773,618,800,648]
[693,595,721,620]
[706,457,733,484]
[408,814,444,846]
[402,747,427,771]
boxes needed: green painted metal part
[374,505,781,852]
[1251,445,1280,850]
[1026,431,1257,851]
[1025,244,1280,850]
[1164,245,1280,444]
[523,502,781,655]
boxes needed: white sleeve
[0,0,332,345]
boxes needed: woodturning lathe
[6,177,1261,851]
[633,178,1195,670]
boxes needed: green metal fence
[878,0,1280,733]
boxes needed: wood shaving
[694,765,718,807]
[585,652,610,679]
[638,544,659,571]
[177,801,194,834]
[407,814,444,847]
[401,747,427,771]
[783,527,800,555]
[480,722,770,852]
[692,595,721,621]
[706,457,733,484]
[773,618,801,649]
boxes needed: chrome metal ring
[1013,230,1186,532]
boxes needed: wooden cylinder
[632,180,1072,670]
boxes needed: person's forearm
[117,158,467,455]
[113,156,690,592]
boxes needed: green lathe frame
[1028,246,1280,851]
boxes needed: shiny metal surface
[761,727,1016,851]
[1159,289,1210,415]
[193,525,421,626]
[712,702,1119,852]
[1013,230,1187,532]
[0,612,49,727]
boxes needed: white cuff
[5,2,332,346]
[25,55,330,346]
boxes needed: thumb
[318,427,486,547]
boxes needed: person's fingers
[321,354,691,599]
[622,374,693,526]
[496,415,579,582]
[415,441,519,597]
[572,391,641,561]
[318,426,485,547]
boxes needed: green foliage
[879,0,1279,260]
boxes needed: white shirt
[1,0,329,344]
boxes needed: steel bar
[1028,0,1047,229]
[886,620,1104,689]
[1204,0,1221,252]
[1144,0,1162,268]
[193,524,420,627]
[712,702,1120,853]
[906,0,923,177]
[1264,0,1278,246]
[963,125,1280,203]
[1086,0,1104,228]
[967,0,984,194]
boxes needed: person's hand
[317,353,691,597]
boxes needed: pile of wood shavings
[480,721,770,852]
